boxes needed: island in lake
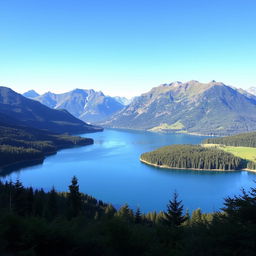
[140,131,256,171]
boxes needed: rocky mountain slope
[28,89,125,123]
[103,81,256,135]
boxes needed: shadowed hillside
[0,86,102,134]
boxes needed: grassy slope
[203,144,256,163]
[149,121,184,132]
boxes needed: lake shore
[139,158,256,173]
[0,141,94,175]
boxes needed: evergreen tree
[163,192,187,227]
[117,203,132,221]
[68,176,82,217]
[13,179,26,215]
[104,204,116,217]
[191,208,202,224]
[47,187,58,219]
[26,187,34,215]
[135,208,142,223]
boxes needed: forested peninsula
[140,131,256,171]
[0,123,93,170]
[140,145,246,171]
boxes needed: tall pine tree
[68,176,82,217]
[163,192,187,227]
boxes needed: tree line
[203,131,256,147]
[0,177,256,255]
[0,123,93,167]
[141,144,246,170]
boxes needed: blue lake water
[2,129,256,213]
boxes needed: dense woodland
[0,177,256,256]
[0,123,93,168]
[203,131,256,147]
[141,144,246,170]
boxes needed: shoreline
[0,141,94,174]
[140,158,256,173]
[103,126,222,137]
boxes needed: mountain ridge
[102,80,256,135]
[27,89,125,123]
[0,86,102,134]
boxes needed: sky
[0,0,256,97]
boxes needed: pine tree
[68,176,82,217]
[13,179,26,215]
[47,187,58,219]
[26,187,34,215]
[104,204,116,217]
[117,203,132,221]
[163,192,187,227]
[135,208,142,223]
[191,208,202,224]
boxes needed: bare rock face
[29,89,125,124]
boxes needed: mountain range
[22,81,256,136]
[24,89,126,123]
[0,87,102,134]
[102,81,256,135]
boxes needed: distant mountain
[23,90,40,98]
[247,87,256,96]
[0,86,102,134]
[113,96,132,106]
[30,89,125,123]
[103,81,256,135]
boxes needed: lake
[2,129,256,213]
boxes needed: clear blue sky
[0,0,256,97]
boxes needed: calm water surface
[2,129,256,213]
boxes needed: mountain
[0,86,102,134]
[247,87,256,96]
[30,89,125,123]
[103,81,256,135]
[113,96,132,106]
[23,90,40,98]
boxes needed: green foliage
[162,192,187,227]
[204,131,256,169]
[141,144,245,170]
[0,123,93,168]
[68,176,82,217]
[0,177,256,255]
[203,131,256,147]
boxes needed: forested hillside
[141,145,245,171]
[0,123,93,169]
[203,131,256,147]
[0,177,256,256]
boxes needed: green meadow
[203,144,256,163]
